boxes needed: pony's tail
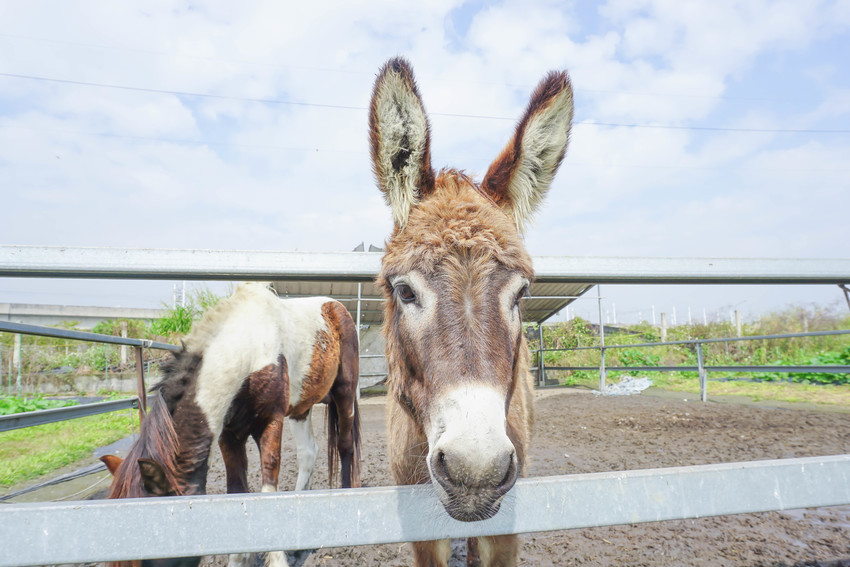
[327,397,339,488]
[326,394,362,489]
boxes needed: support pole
[134,346,147,422]
[14,333,22,396]
[840,284,850,311]
[597,286,606,394]
[356,282,362,391]
[537,324,545,387]
[697,342,707,402]
[120,321,128,366]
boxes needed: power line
[3,72,849,134]
[0,33,824,104]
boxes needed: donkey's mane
[181,282,274,353]
[107,393,181,498]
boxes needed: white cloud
[0,0,848,315]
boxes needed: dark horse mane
[108,348,204,499]
[107,392,181,499]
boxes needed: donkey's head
[371,58,573,521]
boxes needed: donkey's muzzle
[430,445,518,522]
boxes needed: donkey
[369,58,573,566]
[101,282,361,567]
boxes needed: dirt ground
[201,390,850,567]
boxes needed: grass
[560,370,850,406]
[0,408,139,489]
[650,372,850,405]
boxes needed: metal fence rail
[0,320,179,351]
[536,329,850,400]
[3,246,850,283]
[0,397,143,432]
[0,321,179,422]
[2,454,848,567]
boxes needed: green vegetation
[0,409,140,488]
[528,305,850,405]
[0,395,77,416]
[0,288,223,394]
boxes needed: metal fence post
[14,332,22,396]
[134,346,147,421]
[697,341,707,402]
[537,324,545,387]
[597,286,606,393]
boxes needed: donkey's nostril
[495,451,518,495]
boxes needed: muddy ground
[201,390,850,566]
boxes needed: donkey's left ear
[481,71,573,232]
[369,57,435,228]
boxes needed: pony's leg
[254,412,284,493]
[288,409,319,491]
[219,430,249,494]
[473,534,519,567]
[220,432,257,567]
[411,539,451,567]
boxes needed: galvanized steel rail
[0,321,179,425]
[0,320,180,351]
[539,329,850,400]
[3,245,850,283]
[0,397,143,432]
[1,454,848,567]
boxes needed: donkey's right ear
[369,57,435,228]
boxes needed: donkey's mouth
[438,486,509,522]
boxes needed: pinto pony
[101,282,361,567]
[369,58,573,566]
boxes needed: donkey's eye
[395,283,416,304]
[514,285,529,307]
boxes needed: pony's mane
[181,282,275,353]
[107,393,181,498]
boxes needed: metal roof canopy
[3,246,850,325]
[270,279,593,324]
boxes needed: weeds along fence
[1,245,850,566]
[0,321,179,432]
[531,327,850,401]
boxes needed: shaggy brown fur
[370,57,572,567]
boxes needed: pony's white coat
[190,283,331,442]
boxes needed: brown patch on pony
[289,301,362,488]
[220,354,289,493]
[321,300,362,489]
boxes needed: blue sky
[0,0,849,324]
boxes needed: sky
[1,0,849,325]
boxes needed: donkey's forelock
[379,170,533,284]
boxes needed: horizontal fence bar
[0,321,180,351]
[2,455,848,567]
[548,366,849,374]
[533,255,850,284]
[3,246,850,284]
[0,397,142,432]
[539,329,850,353]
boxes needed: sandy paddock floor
[201,390,850,567]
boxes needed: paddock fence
[1,245,850,566]
[534,328,850,401]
